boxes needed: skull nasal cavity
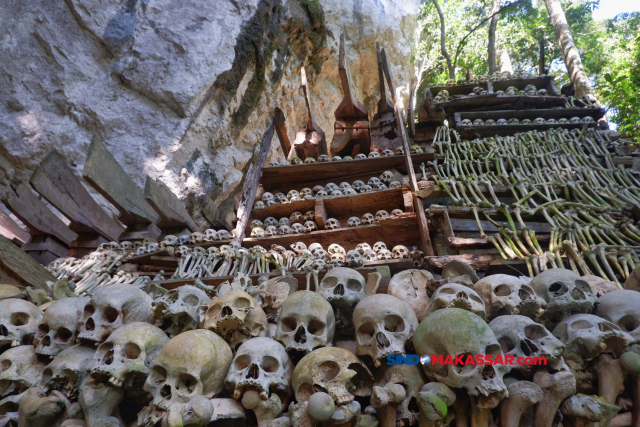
[549,282,568,297]
[85,318,95,331]
[160,384,172,399]
[0,325,7,336]
[334,284,345,295]
[376,332,391,348]
[222,306,233,317]
[41,335,51,346]
[520,339,538,356]
[294,326,307,343]
[247,364,259,379]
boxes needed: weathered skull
[387,270,433,321]
[595,290,640,350]
[505,86,518,95]
[486,119,496,125]
[34,297,89,358]
[291,223,304,234]
[391,245,410,259]
[225,337,293,403]
[331,156,342,161]
[395,146,404,155]
[152,286,211,337]
[251,227,265,238]
[361,213,375,225]
[328,244,346,255]
[374,363,427,426]
[188,232,203,244]
[318,155,330,162]
[497,118,508,125]
[558,118,569,123]
[39,344,95,400]
[303,211,316,222]
[363,250,377,262]
[534,117,546,125]
[278,225,292,235]
[264,225,278,237]
[389,181,401,189]
[414,308,510,397]
[300,188,313,198]
[474,274,546,321]
[292,347,373,405]
[360,185,373,193]
[204,289,267,350]
[264,217,278,227]
[90,322,169,389]
[275,291,335,356]
[373,242,387,253]
[346,217,361,228]
[289,212,303,224]
[303,221,317,233]
[287,190,300,200]
[489,315,566,377]
[345,250,364,268]
[325,218,341,230]
[0,299,43,347]
[570,117,581,123]
[143,330,233,411]
[354,294,419,367]
[380,171,395,184]
[521,118,532,124]
[355,154,367,160]
[426,282,486,320]
[552,314,631,370]
[262,193,275,204]
[473,119,485,126]
[546,118,557,124]
[582,116,595,123]
[217,230,231,240]
[254,201,266,209]
[461,119,472,126]
[381,149,395,157]
[368,151,380,158]
[77,284,153,344]
[508,118,520,124]
[378,249,392,260]
[331,253,346,267]
[367,177,381,187]
[529,269,598,329]
[375,210,389,221]
[410,145,424,154]
[291,242,307,253]
[0,345,46,398]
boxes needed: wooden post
[274,107,291,158]
[234,116,276,241]
[380,47,434,256]
[539,36,546,75]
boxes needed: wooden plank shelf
[260,152,434,191]
[435,94,567,114]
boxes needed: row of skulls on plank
[2,262,640,427]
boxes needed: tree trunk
[543,0,595,99]
[487,0,501,75]
[499,50,513,74]
[432,0,455,80]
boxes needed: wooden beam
[274,107,291,158]
[427,253,502,271]
[336,34,368,120]
[82,136,160,225]
[0,207,30,244]
[144,177,199,232]
[2,182,78,245]
[30,150,124,241]
[234,116,276,241]
[314,199,327,228]
[0,235,56,290]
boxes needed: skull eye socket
[438,287,456,294]
[207,304,222,319]
[524,324,547,340]
[103,307,119,323]
[343,279,361,293]
[83,304,95,317]
[485,344,501,357]
[1,360,11,372]
[149,366,167,385]
[549,282,568,297]
[62,369,79,386]
[570,319,592,330]
[10,312,29,326]
[183,295,199,306]
[494,285,512,296]
[318,361,340,382]
[384,315,405,333]
[177,373,198,394]
[453,353,476,375]
[598,322,620,333]
[358,322,375,341]
[235,354,251,370]
[618,315,639,332]
[235,298,251,309]
[469,294,483,304]
[41,368,52,385]
[124,342,141,359]
[37,323,49,337]
[55,327,73,343]
[498,336,516,353]
[262,356,279,373]
[280,317,297,332]
[307,320,326,336]
[574,280,591,293]
[321,277,338,290]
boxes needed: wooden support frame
[274,107,291,158]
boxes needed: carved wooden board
[82,136,160,225]
[30,150,124,241]
[144,177,199,232]
[0,235,56,290]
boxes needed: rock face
[0,0,419,229]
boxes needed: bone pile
[429,126,640,283]
[461,115,595,126]
[266,145,428,167]
[5,258,640,427]
[171,241,416,280]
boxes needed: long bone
[371,383,405,427]
[500,381,543,427]
[533,370,576,427]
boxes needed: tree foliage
[413,0,640,141]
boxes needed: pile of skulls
[267,147,417,167]
[5,259,640,427]
[494,84,549,97]
[460,116,596,126]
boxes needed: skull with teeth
[89,322,169,389]
[292,347,373,405]
[361,213,375,225]
[291,223,304,234]
[379,171,395,185]
[529,269,598,329]
[36,344,95,401]
[264,226,278,237]
[318,155,330,162]
[77,284,153,344]
[426,282,486,320]
[345,250,364,268]
[289,212,303,224]
[346,217,361,227]
[355,243,371,254]
[275,291,335,356]
[251,227,265,238]
[391,245,410,259]
[381,149,395,157]
[331,253,346,267]
[489,315,566,377]
[34,297,88,358]
[318,268,366,336]
[595,290,640,352]
[278,225,292,235]
[363,250,378,262]
[224,337,293,404]
[373,242,387,253]
[304,221,318,233]
[414,308,510,398]
[353,294,419,367]
[351,181,365,192]
[151,286,211,337]
[474,274,546,321]
[204,289,268,350]
[0,299,43,348]
[325,218,341,230]
[375,210,389,221]
[0,345,47,398]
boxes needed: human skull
[346,217,361,227]
[275,291,335,355]
[217,230,231,240]
[77,284,154,344]
[292,347,372,405]
[368,151,380,158]
[537,89,548,96]
[325,218,341,230]
[497,118,508,125]
[552,314,630,370]
[387,270,433,321]
[373,242,387,253]
[367,177,381,187]
[143,330,233,413]
[363,250,377,262]
[318,155,330,162]
[331,253,346,267]
[474,274,546,321]
[414,308,509,397]
[375,210,389,221]
[529,269,598,329]
[304,157,316,164]
[300,188,313,199]
[204,289,267,350]
[264,226,278,237]
[380,171,395,184]
[188,232,203,244]
[505,86,518,95]
[343,188,357,196]
[151,286,211,337]
[595,290,640,350]
[473,119,485,126]
[331,156,342,162]
[251,227,265,238]
[291,223,304,234]
[303,211,316,222]
[0,299,43,348]
[437,90,449,98]
[278,225,292,235]
[287,190,299,200]
[426,283,486,320]
[489,315,566,377]
[0,345,46,398]
[289,212,303,224]
[360,185,373,193]
[378,251,392,261]
[89,322,169,389]
[343,156,353,161]
[290,157,303,165]
[534,117,546,125]
[391,245,410,259]
[254,201,266,210]
[291,242,307,253]
[304,221,318,233]
[34,297,88,358]
[395,147,404,155]
[328,244,346,255]
[355,154,367,160]
[521,119,532,124]
[410,145,424,155]
[547,118,557,124]
[354,294,419,367]
[345,250,364,268]
[508,118,520,124]
[264,217,278,227]
[203,229,218,241]
[389,181,401,189]
[350,181,364,192]
[374,182,388,191]
[570,117,581,124]
[353,243,371,255]
[461,119,472,126]
[582,116,595,123]
[357,214,373,226]
[381,149,395,157]
[374,363,427,426]
[39,344,95,400]
[486,119,496,125]
[225,337,293,402]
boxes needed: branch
[453,0,526,70]
[432,0,455,80]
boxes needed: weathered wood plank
[274,107,291,158]
[82,136,160,225]
[144,177,199,232]
[314,199,327,229]
[0,235,56,290]
[449,235,551,250]
[0,207,30,244]
[402,187,414,213]
[30,150,124,241]
[234,116,275,242]
[2,182,78,245]
[427,253,502,271]
[22,235,69,256]
[119,223,162,241]
[449,218,552,233]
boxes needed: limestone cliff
[0,0,419,230]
